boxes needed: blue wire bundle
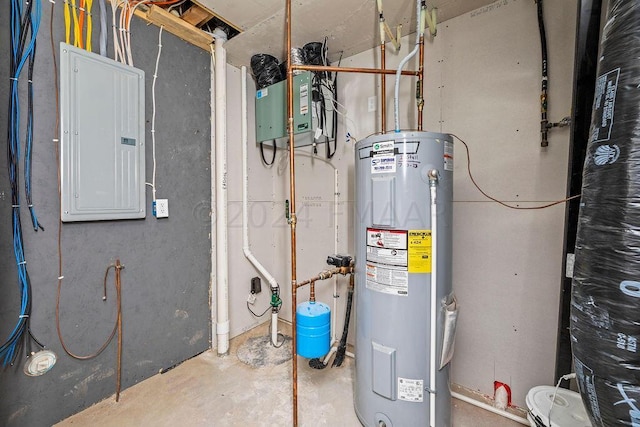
[1,0,44,367]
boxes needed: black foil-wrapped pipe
[571,1,640,426]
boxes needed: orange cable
[78,0,85,49]
[451,133,581,210]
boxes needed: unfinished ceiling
[199,0,498,67]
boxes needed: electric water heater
[354,131,455,427]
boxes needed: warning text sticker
[408,230,432,273]
[366,228,409,296]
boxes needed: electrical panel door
[60,43,146,222]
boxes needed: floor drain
[236,335,292,368]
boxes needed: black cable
[260,140,277,165]
[2,0,44,368]
[246,300,274,318]
[536,0,548,81]
[536,0,550,146]
[25,40,44,231]
[246,284,283,318]
[332,284,354,367]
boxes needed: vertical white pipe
[332,168,339,344]
[271,311,278,344]
[394,0,423,132]
[240,66,280,345]
[429,174,438,427]
[214,33,229,355]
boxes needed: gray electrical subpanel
[60,43,146,222]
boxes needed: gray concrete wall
[0,5,212,426]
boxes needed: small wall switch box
[251,277,262,294]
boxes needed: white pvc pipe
[332,168,339,344]
[394,0,423,132]
[241,66,280,346]
[429,176,438,427]
[214,33,229,355]
[451,392,530,425]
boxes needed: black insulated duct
[571,1,640,426]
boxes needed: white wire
[110,0,123,63]
[116,1,130,65]
[150,25,164,202]
[329,98,359,143]
[167,0,187,13]
[548,373,576,427]
[126,0,149,66]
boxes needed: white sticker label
[300,83,309,115]
[256,88,268,99]
[366,264,408,296]
[371,154,396,174]
[367,229,407,251]
[372,141,394,153]
[366,246,408,266]
[591,68,620,143]
[366,229,409,295]
[398,377,424,402]
[575,358,602,424]
[444,140,454,171]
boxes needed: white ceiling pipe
[241,66,280,345]
[214,30,230,355]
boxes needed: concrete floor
[56,324,526,427]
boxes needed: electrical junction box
[59,42,146,222]
[255,71,335,149]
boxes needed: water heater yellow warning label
[408,230,432,273]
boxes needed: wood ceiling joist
[134,4,214,52]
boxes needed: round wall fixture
[23,350,57,377]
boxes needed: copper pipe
[310,280,316,303]
[286,3,420,426]
[291,64,418,76]
[56,260,123,402]
[380,43,386,133]
[115,259,123,402]
[285,0,298,426]
[417,34,425,131]
[296,267,343,288]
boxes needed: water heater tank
[354,131,454,427]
